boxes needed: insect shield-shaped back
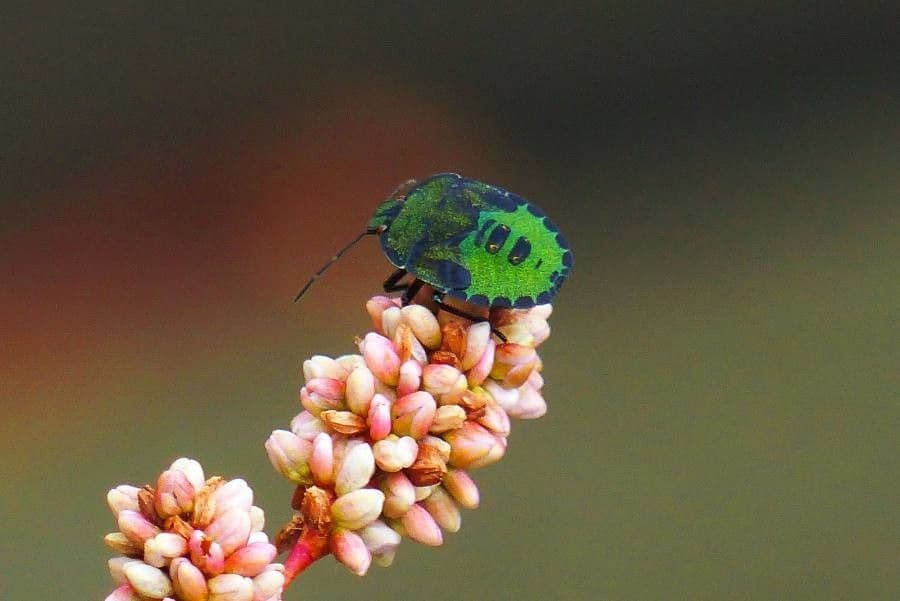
[372,173,573,308]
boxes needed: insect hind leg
[432,292,507,342]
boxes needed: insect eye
[507,236,531,265]
[485,224,511,254]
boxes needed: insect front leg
[382,268,409,292]
[431,293,508,342]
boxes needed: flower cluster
[266,296,551,576]
[104,458,284,601]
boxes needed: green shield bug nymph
[294,173,573,328]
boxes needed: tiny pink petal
[332,528,372,576]
[367,394,392,441]
[223,541,278,577]
[397,360,423,397]
[310,432,335,486]
[117,509,161,545]
[401,503,443,546]
[360,332,401,386]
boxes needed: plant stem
[283,524,330,588]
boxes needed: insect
[295,173,573,327]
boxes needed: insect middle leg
[382,268,426,305]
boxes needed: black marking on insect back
[549,270,560,283]
[534,258,543,270]
[473,218,496,247]
[435,260,472,291]
[513,295,536,308]
[562,250,574,269]
[542,217,559,233]
[507,236,531,266]
[493,296,512,308]
[485,224,511,254]
[467,293,490,307]
[525,203,546,218]
[536,291,553,304]
[555,231,570,250]
[481,189,518,212]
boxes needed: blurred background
[1,3,898,600]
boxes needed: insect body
[369,173,573,308]
[294,173,573,316]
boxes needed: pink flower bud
[358,519,402,556]
[345,366,375,415]
[396,359,423,397]
[360,332,401,386]
[223,541,277,577]
[460,321,491,371]
[508,384,548,419]
[289,410,325,441]
[467,434,507,469]
[310,432,335,486]
[154,470,195,518]
[108,556,138,584]
[335,442,375,496]
[401,503,443,546]
[380,306,401,338]
[373,438,403,473]
[248,507,265,535]
[422,364,463,396]
[391,391,437,439]
[189,530,225,576]
[331,488,385,530]
[400,304,442,349]
[420,435,452,462]
[107,485,140,518]
[444,422,502,469]
[143,532,188,568]
[122,561,173,599]
[380,472,415,519]
[105,532,142,555]
[300,378,345,416]
[364,393,391,442]
[442,469,480,509]
[206,507,252,556]
[105,584,141,601]
[493,342,537,367]
[422,486,461,533]
[302,355,349,381]
[366,296,400,331]
[117,510,161,545]
[251,566,285,601]
[264,430,313,484]
[414,484,438,502]
[321,409,368,435]
[477,401,511,436]
[466,338,495,386]
[169,458,206,492]
[331,528,372,576]
[483,379,520,413]
[496,322,535,347]
[429,405,467,433]
[212,479,253,516]
[336,353,367,373]
[207,573,254,601]
[170,557,209,601]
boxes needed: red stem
[282,525,330,588]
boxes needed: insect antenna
[293,228,379,302]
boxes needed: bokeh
[2,4,897,600]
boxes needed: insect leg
[382,268,409,292]
[431,293,507,342]
[402,279,425,305]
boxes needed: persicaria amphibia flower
[103,458,284,601]
[267,296,550,576]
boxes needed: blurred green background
[1,4,898,600]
